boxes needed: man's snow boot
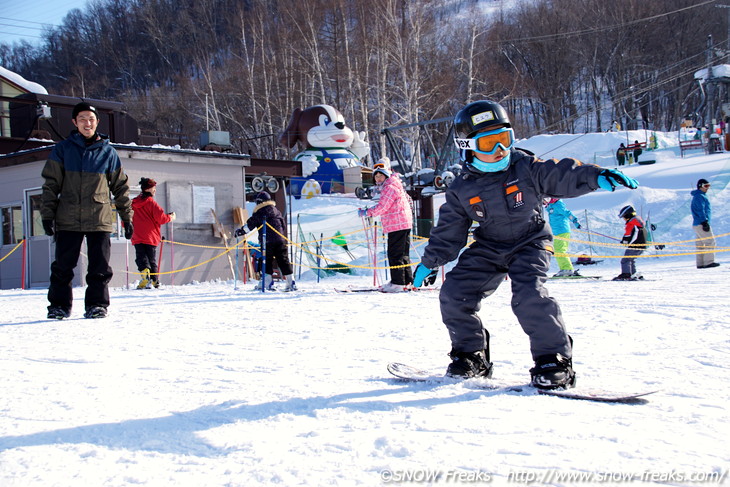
[530,354,576,390]
[84,306,107,319]
[612,273,632,281]
[553,269,573,277]
[47,306,70,320]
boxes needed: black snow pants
[438,241,572,360]
[48,231,112,312]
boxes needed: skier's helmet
[454,101,511,139]
[618,205,635,219]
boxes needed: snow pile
[0,132,728,486]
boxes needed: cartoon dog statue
[279,104,369,195]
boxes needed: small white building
[0,68,300,290]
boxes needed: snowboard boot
[553,269,573,277]
[446,350,493,378]
[446,330,493,378]
[47,306,70,320]
[530,354,576,390]
[84,306,107,319]
[137,268,151,289]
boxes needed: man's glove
[123,221,133,239]
[597,169,639,192]
[357,208,368,218]
[234,226,247,238]
[572,218,581,229]
[702,221,710,232]
[42,220,54,236]
[168,212,176,221]
[413,263,438,288]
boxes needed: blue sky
[0,0,89,46]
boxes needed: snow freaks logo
[380,469,491,483]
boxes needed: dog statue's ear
[278,107,303,148]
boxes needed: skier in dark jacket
[235,192,297,291]
[412,100,639,389]
[613,205,646,280]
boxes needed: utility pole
[717,4,730,64]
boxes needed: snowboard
[387,362,658,404]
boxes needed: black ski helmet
[454,100,511,139]
[618,205,635,219]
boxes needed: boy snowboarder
[412,100,638,389]
[613,205,646,280]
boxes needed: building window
[28,194,44,237]
[1,205,22,245]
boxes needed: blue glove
[357,208,368,218]
[597,169,639,192]
[572,218,581,230]
[413,263,438,288]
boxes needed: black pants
[48,231,112,312]
[387,229,413,285]
[439,242,571,360]
[134,243,159,283]
[262,240,293,276]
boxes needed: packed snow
[1,130,728,486]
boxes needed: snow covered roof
[694,64,730,81]
[0,65,48,94]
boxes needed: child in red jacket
[614,205,646,281]
[131,178,175,288]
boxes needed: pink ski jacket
[366,175,413,234]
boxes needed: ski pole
[588,229,621,242]
[316,233,323,283]
[261,218,267,292]
[125,236,129,290]
[158,237,165,286]
[170,219,175,287]
[234,235,239,290]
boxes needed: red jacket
[622,216,646,249]
[131,194,172,246]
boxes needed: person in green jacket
[41,102,133,319]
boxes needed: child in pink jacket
[359,159,414,292]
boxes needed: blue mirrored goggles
[454,127,515,155]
